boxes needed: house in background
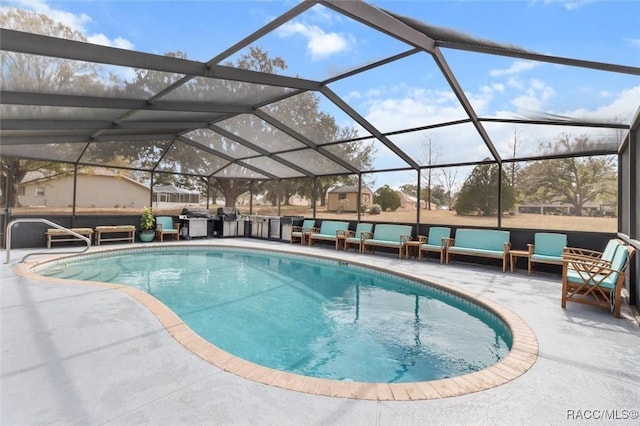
[517,200,615,217]
[18,169,150,208]
[396,191,426,210]
[152,184,201,208]
[327,185,373,212]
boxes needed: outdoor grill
[179,207,211,239]
[213,207,241,237]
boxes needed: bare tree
[420,136,441,210]
[507,129,523,188]
[437,167,458,209]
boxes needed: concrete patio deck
[2,238,639,425]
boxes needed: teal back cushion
[428,227,451,245]
[534,232,567,257]
[373,224,412,241]
[301,219,315,229]
[602,239,619,262]
[319,221,349,235]
[455,229,510,251]
[156,216,174,229]
[354,223,373,237]
[610,245,628,272]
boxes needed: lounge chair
[361,224,413,259]
[562,238,621,265]
[290,219,315,244]
[155,216,180,242]
[343,223,373,252]
[561,240,635,317]
[418,226,451,263]
[307,220,350,249]
[527,232,567,275]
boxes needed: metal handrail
[4,218,92,264]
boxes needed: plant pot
[139,230,155,242]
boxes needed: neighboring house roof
[153,184,199,195]
[328,185,372,193]
[21,168,150,190]
[21,170,51,183]
[396,191,421,203]
[518,201,601,208]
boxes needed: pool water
[40,247,512,383]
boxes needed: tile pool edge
[16,243,539,401]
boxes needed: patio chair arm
[562,249,612,267]
[562,246,603,259]
[360,231,374,241]
[563,255,612,270]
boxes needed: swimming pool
[27,244,538,400]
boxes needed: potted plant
[139,206,156,242]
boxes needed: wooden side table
[509,249,530,273]
[405,240,423,259]
[336,234,347,250]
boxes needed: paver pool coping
[15,243,539,401]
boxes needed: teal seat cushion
[566,270,618,289]
[531,253,562,263]
[345,237,362,245]
[311,234,338,241]
[420,243,444,251]
[448,246,504,257]
[364,238,402,247]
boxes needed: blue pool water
[40,247,512,383]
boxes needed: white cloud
[87,34,134,50]
[489,60,538,77]
[362,87,467,134]
[5,0,134,49]
[564,85,640,122]
[629,38,640,48]
[278,20,351,61]
[536,0,595,11]
[511,79,555,111]
[9,0,91,30]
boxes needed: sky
[2,0,640,189]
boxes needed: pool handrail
[5,218,92,264]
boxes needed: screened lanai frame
[1,0,639,227]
